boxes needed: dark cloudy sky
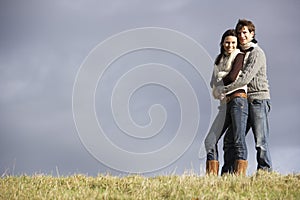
[0,0,299,176]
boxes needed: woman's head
[215,29,238,64]
[220,29,238,54]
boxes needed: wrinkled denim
[205,97,248,161]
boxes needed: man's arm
[222,48,266,93]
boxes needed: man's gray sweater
[224,44,270,102]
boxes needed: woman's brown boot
[206,160,219,175]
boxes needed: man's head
[235,19,255,45]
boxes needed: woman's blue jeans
[222,99,272,174]
[204,97,248,161]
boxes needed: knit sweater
[223,44,270,101]
[211,49,247,99]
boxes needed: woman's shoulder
[232,49,244,60]
[236,52,245,57]
[233,52,245,63]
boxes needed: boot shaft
[234,160,248,176]
[206,160,219,175]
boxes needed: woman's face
[223,35,237,54]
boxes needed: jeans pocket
[251,99,263,105]
[251,99,271,113]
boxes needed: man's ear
[250,31,255,38]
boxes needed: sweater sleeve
[210,69,215,88]
[222,53,245,86]
[224,48,265,93]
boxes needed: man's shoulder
[253,44,265,52]
[250,44,266,57]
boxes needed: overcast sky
[1,0,299,176]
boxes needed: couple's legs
[204,97,248,175]
[222,99,272,174]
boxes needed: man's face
[237,26,255,45]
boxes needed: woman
[204,29,248,175]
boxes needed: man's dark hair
[235,19,257,44]
[235,19,256,35]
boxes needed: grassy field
[1,171,300,200]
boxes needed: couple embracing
[204,19,272,176]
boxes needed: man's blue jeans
[205,97,248,161]
[221,99,272,174]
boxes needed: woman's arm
[222,53,245,86]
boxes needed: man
[220,19,272,174]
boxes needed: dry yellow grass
[1,171,300,200]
